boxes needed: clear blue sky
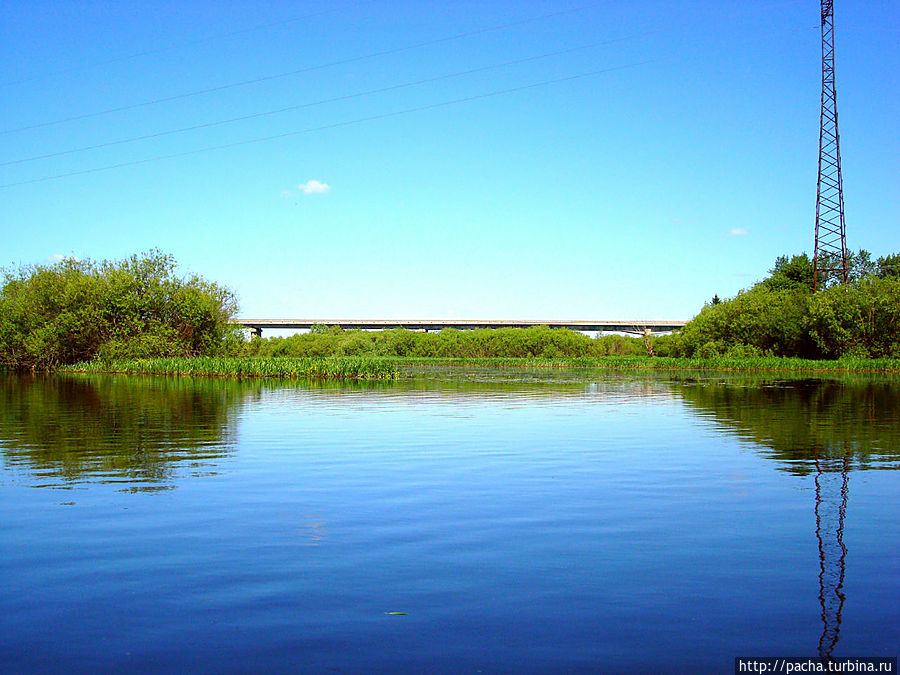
[1,0,897,321]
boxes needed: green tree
[0,251,238,370]
[676,250,900,359]
[808,277,900,358]
[875,253,900,279]
[680,286,814,357]
[762,254,815,291]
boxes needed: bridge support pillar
[250,326,263,339]
[642,328,655,357]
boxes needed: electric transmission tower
[813,0,849,291]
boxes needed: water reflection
[1,371,896,660]
[3,372,897,488]
[0,374,250,490]
[0,372,675,493]
[672,376,900,473]
[814,451,849,662]
[671,376,900,661]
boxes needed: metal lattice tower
[813,0,849,291]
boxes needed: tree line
[2,249,899,370]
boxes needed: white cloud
[729,228,749,236]
[297,179,330,195]
[48,253,79,263]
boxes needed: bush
[238,325,626,360]
[679,286,814,357]
[808,278,900,358]
[0,251,238,370]
[675,251,900,360]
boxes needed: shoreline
[51,355,900,379]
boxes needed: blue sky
[1,0,897,322]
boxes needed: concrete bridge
[233,319,688,339]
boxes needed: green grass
[59,354,900,380]
[61,356,399,380]
[387,355,900,373]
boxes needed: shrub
[676,251,900,360]
[0,251,237,370]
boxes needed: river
[1,370,897,673]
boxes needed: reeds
[384,355,900,373]
[60,354,900,380]
[62,356,399,380]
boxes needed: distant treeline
[239,250,900,362]
[3,249,900,371]
[239,325,654,359]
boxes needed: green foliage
[807,277,900,358]
[762,250,878,292]
[238,326,654,360]
[876,253,900,279]
[63,354,900,378]
[64,356,398,380]
[845,249,876,283]
[763,254,814,291]
[679,287,814,357]
[677,250,900,359]
[0,251,237,370]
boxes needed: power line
[0,3,596,136]
[0,2,374,88]
[1,35,649,168]
[0,60,655,190]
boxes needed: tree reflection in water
[2,370,896,655]
[675,376,900,660]
[0,374,252,491]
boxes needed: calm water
[1,371,897,673]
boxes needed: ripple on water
[0,372,898,672]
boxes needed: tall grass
[389,355,900,373]
[59,354,900,379]
[62,356,398,380]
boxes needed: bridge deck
[234,319,687,335]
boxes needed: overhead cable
[0,59,655,189]
[1,34,649,167]
[0,3,595,136]
[0,1,374,87]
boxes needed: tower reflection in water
[671,376,900,659]
[814,448,850,661]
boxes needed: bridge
[233,319,688,338]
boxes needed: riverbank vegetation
[0,251,239,370]
[242,325,652,359]
[62,356,399,380]
[4,249,900,375]
[671,250,900,359]
[61,354,900,377]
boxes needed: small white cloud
[297,179,330,195]
[729,228,749,236]
[48,253,80,263]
